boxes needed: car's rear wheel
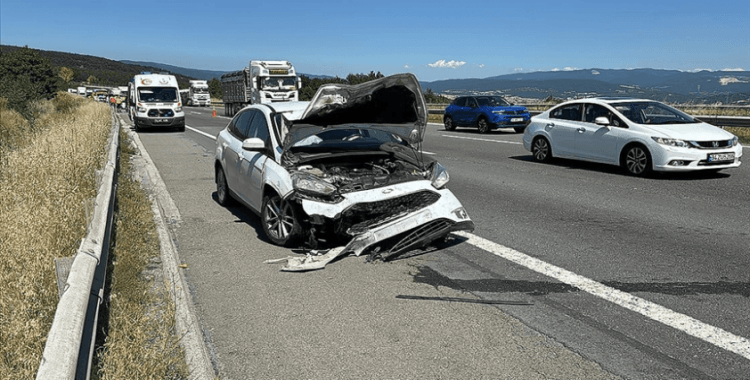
[444,116,456,131]
[262,194,301,246]
[477,118,490,134]
[531,137,552,162]
[622,145,651,176]
[216,166,233,206]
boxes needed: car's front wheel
[477,118,490,134]
[622,145,652,176]
[531,137,552,162]
[444,116,456,131]
[262,194,301,246]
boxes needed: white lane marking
[442,134,523,145]
[454,231,750,360]
[185,125,217,140]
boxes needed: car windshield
[290,127,407,153]
[193,88,209,93]
[476,96,511,107]
[138,87,178,102]
[611,101,698,125]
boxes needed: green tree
[86,75,98,85]
[209,78,222,100]
[0,46,59,114]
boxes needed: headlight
[175,106,182,112]
[651,136,690,148]
[430,162,450,189]
[730,136,739,147]
[137,107,147,113]
[492,110,507,115]
[292,173,337,195]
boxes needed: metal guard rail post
[37,109,120,380]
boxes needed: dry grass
[0,93,110,379]
[95,130,188,379]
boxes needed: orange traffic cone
[212,107,216,117]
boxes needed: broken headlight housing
[430,162,449,189]
[292,172,337,196]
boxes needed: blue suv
[443,96,531,133]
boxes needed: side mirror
[242,137,266,151]
[594,116,610,127]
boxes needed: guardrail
[426,109,750,128]
[36,110,120,380]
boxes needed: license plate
[154,118,169,123]
[511,117,524,123]
[708,153,734,162]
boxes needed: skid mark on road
[455,231,750,361]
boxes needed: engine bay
[293,156,429,193]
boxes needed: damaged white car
[214,74,474,271]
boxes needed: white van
[128,72,185,131]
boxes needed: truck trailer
[220,60,301,116]
[185,80,211,106]
[127,72,185,132]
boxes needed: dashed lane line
[454,231,750,361]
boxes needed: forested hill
[0,45,194,88]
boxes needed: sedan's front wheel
[622,145,652,176]
[262,194,301,247]
[531,137,552,162]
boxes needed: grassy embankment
[427,104,750,143]
[0,93,187,379]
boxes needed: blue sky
[1,0,748,82]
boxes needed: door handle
[577,128,585,133]
[545,122,555,130]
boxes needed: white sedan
[523,97,742,176]
[214,74,473,271]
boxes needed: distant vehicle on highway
[214,74,474,271]
[127,72,185,132]
[523,97,743,176]
[443,96,531,133]
[220,60,301,117]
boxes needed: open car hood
[283,73,427,149]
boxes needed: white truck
[127,72,185,132]
[220,60,301,116]
[184,80,211,106]
[77,86,87,97]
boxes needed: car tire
[531,136,553,162]
[444,116,456,131]
[514,126,526,133]
[262,193,301,247]
[477,118,490,134]
[622,145,652,176]
[216,166,233,206]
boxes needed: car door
[237,109,271,211]
[464,97,479,125]
[574,104,625,163]
[546,103,583,157]
[448,97,467,125]
[223,110,254,193]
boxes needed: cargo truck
[220,60,301,116]
[127,72,185,132]
[184,80,211,106]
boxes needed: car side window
[466,97,477,108]
[550,104,582,121]
[236,110,257,140]
[246,111,270,144]
[584,104,626,128]
[453,97,466,107]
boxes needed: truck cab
[128,72,185,132]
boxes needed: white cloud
[478,64,485,68]
[513,68,524,72]
[428,60,466,69]
[553,67,580,72]
[404,64,411,69]
[722,67,746,72]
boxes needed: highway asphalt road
[129,106,749,379]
